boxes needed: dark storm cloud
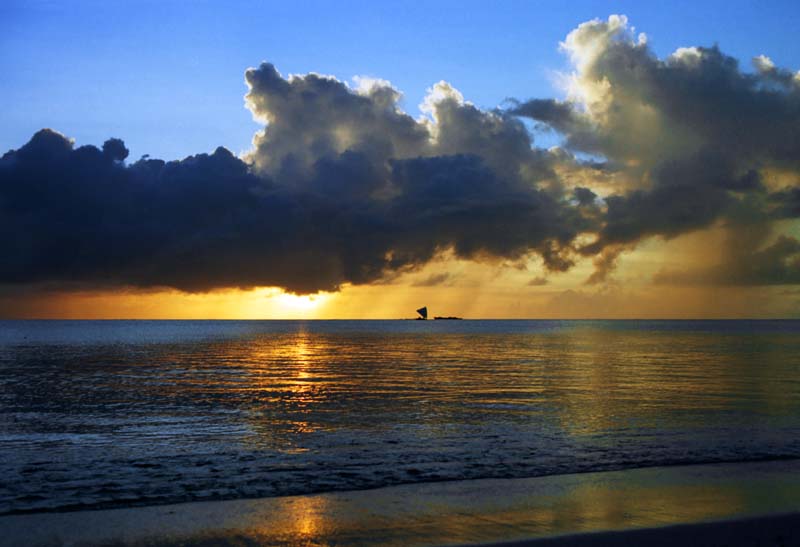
[769,187,800,219]
[4,16,800,295]
[581,152,746,252]
[385,154,578,268]
[507,99,576,131]
[0,129,283,291]
[0,121,588,293]
[572,187,597,206]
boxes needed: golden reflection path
[7,320,800,515]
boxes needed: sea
[1,319,800,515]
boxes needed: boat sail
[416,307,428,320]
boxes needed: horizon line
[2,317,798,321]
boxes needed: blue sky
[2,0,799,161]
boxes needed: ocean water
[1,319,800,515]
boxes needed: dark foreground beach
[2,460,799,546]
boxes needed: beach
[3,459,799,546]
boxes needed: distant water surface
[1,320,800,514]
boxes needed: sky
[1,0,800,318]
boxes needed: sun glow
[272,291,330,316]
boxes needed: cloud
[0,66,594,294]
[769,187,800,219]
[3,16,800,298]
[412,273,452,287]
[654,235,800,286]
[510,15,800,283]
[243,63,430,183]
[585,245,625,285]
[527,276,548,286]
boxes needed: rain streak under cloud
[2,15,799,297]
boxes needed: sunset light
[3,2,800,546]
[272,291,330,315]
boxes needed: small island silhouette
[416,307,462,320]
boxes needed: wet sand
[478,513,800,546]
[2,460,800,546]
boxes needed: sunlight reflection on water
[1,320,800,513]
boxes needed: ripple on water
[2,320,800,514]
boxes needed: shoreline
[4,455,799,517]
[2,459,800,546]
[467,512,800,546]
